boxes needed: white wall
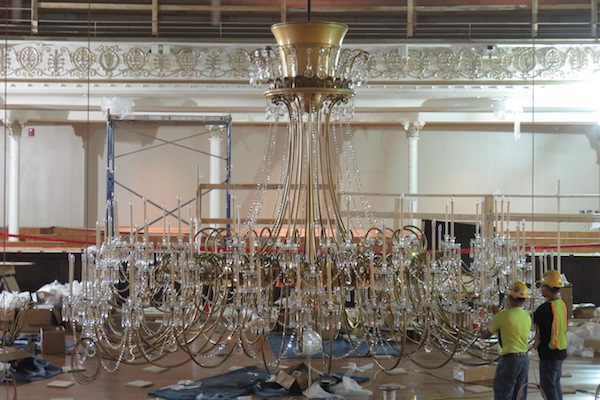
[0,125,85,228]
[1,119,599,233]
[0,132,5,226]
[353,125,600,231]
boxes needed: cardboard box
[275,369,297,390]
[20,305,62,332]
[561,286,573,319]
[453,364,497,382]
[22,307,57,327]
[275,362,320,391]
[583,339,600,353]
[40,326,65,355]
[573,306,597,319]
[0,347,31,362]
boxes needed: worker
[480,281,532,400]
[533,270,568,400]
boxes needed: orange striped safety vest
[549,299,568,350]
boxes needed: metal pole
[7,122,22,242]
[106,112,115,233]
[226,114,232,228]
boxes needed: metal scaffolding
[105,112,232,233]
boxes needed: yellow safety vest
[549,299,568,350]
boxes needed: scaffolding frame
[105,112,232,233]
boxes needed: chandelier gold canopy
[271,21,348,80]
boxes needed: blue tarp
[0,334,64,382]
[9,356,62,382]
[148,365,371,400]
[148,366,273,400]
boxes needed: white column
[207,125,224,228]
[7,121,24,242]
[404,121,425,216]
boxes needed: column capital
[6,120,24,137]
[403,121,425,139]
[206,124,225,140]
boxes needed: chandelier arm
[132,321,178,356]
[256,227,272,252]
[176,309,237,362]
[169,319,211,358]
[282,106,308,238]
[429,302,467,355]
[190,341,238,369]
[238,329,268,366]
[245,120,281,234]
[289,102,305,240]
[193,227,213,248]
[257,333,283,374]
[70,338,102,385]
[304,97,317,263]
[339,303,370,356]
[401,267,432,354]
[271,120,291,236]
[373,306,407,371]
[411,309,466,370]
[316,117,337,244]
[124,327,195,369]
[271,287,296,362]
[202,228,220,252]
[87,324,132,368]
[189,276,231,335]
[370,346,403,372]
[322,96,351,242]
[267,97,296,239]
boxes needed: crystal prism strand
[340,113,375,229]
[317,47,328,79]
[304,47,314,77]
[244,117,283,234]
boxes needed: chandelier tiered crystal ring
[65,22,534,382]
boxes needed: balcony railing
[0,1,598,41]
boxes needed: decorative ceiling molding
[1,41,598,84]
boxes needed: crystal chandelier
[65,22,534,382]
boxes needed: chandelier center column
[6,120,24,242]
[404,121,424,218]
[207,124,225,228]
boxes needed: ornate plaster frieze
[0,41,598,84]
[369,45,597,81]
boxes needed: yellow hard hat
[507,280,530,299]
[538,270,564,288]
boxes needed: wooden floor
[7,341,600,400]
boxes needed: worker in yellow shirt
[480,281,532,400]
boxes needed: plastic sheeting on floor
[148,366,273,400]
[148,365,371,400]
[8,356,62,382]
